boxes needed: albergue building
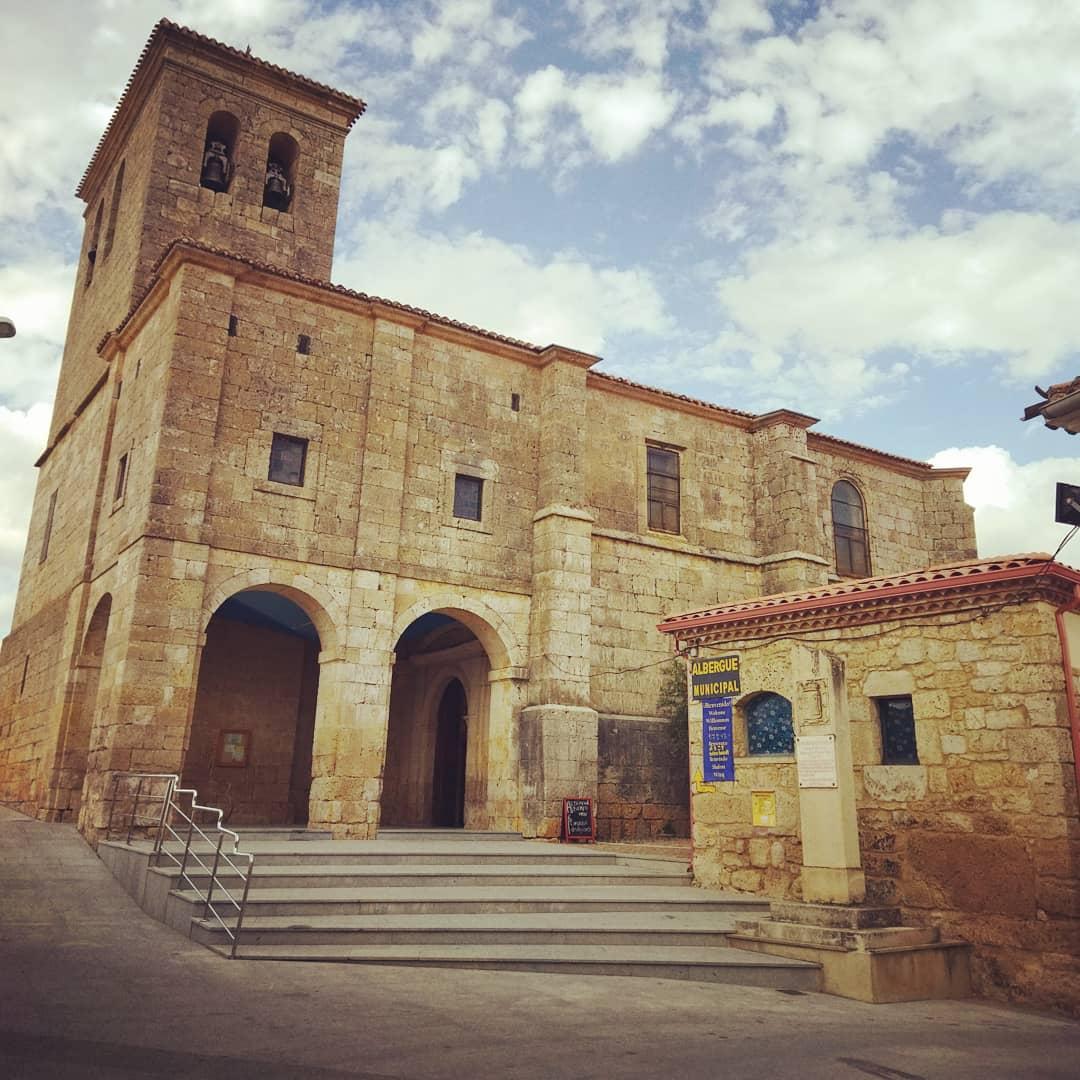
[0,20,975,844]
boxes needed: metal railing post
[231,859,255,959]
[127,775,145,844]
[178,791,197,885]
[205,833,223,920]
[107,774,120,841]
[153,777,174,857]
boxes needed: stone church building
[0,21,975,842]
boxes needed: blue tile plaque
[702,698,735,783]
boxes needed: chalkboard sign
[562,798,595,842]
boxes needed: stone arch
[392,594,522,672]
[53,593,113,821]
[201,570,341,655]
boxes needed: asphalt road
[2,804,1078,1079]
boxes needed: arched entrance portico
[381,608,521,831]
[184,588,321,825]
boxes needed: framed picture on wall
[217,730,251,768]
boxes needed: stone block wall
[687,602,1079,1014]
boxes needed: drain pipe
[1055,589,1080,812]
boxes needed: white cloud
[0,259,72,408]
[715,212,1080,385]
[335,223,671,354]
[410,0,530,67]
[0,404,51,635]
[515,67,678,165]
[930,445,1080,568]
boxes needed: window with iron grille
[745,692,795,755]
[647,446,680,533]
[832,479,870,577]
[878,696,918,764]
[453,474,483,521]
[268,433,308,486]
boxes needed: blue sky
[1,0,1078,631]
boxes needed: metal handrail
[107,772,255,958]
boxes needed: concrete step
[153,861,691,890]
[376,828,524,842]
[216,942,821,989]
[149,839,622,867]
[190,910,742,948]
[174,885,767,917]
[232,827,333,842]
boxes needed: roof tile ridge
[807,430,933,471]
[588,370,755,420]
[98,237,545,354]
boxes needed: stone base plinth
[729,901,971,1004]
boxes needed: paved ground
[2,805,1078,1079]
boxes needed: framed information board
[702,698,735,782]
[562,798,595,842]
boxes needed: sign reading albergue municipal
[690,654,741,700]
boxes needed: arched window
[102,160,125,261]
[744,692,795,755]
[84,199,104,288]
[263,132,299,211]
[200,111,239,193]
[832,479,870,577]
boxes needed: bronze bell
[201,139,231,192]
[263,159,291,210]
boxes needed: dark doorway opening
[432,679,468,828]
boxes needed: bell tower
[50,19,365,441]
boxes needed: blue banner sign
[702,698,735,783]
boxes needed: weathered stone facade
[0,22,975,846]
[660,556,1080,1014]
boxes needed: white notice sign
[796,734,838,788]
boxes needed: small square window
[878,696,918,765]
[114,452,129,502]
[268,433,308,486]
[453,474,483,521]
[511,392,521,412]
[228,314,238,337]
[297,333,311,355]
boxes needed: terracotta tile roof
[658,553,1080,644]
[1024,374,1080,431]
[98,237,547,355]
[588,371,755,422]
[77,19,365,199]
[806,431,940,472]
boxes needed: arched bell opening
[200,110,239,193]
[184,589,321,825]
[263,131,298,211]
[382,613,493,829]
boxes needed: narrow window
[228,314,238,337]
[200,111,239,193]
[114,379,122,400]
[745,692,795,755]
[102,160,125,261]
[39,490,57,563]
[84,201,104,288]
[453,474,483,521]
[297,333,311,355]
[878,696,919,765]
[268,433,308,486]
[647,445,680,533]
[19,655,29,697]
[510,393,521,412]
[832,480,870,577]
[264,132,299,211]
[114,453,129,502]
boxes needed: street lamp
[0,317,14,338]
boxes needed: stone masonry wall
[689,603,1079,1015]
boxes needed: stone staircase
[100,828,821,989]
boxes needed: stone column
[521,350,599,837]
[790,643,865,904]
[485,667,528,831]
[750,410,830,594]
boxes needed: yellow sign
[751,790,777,827]
[692,767,717,794]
